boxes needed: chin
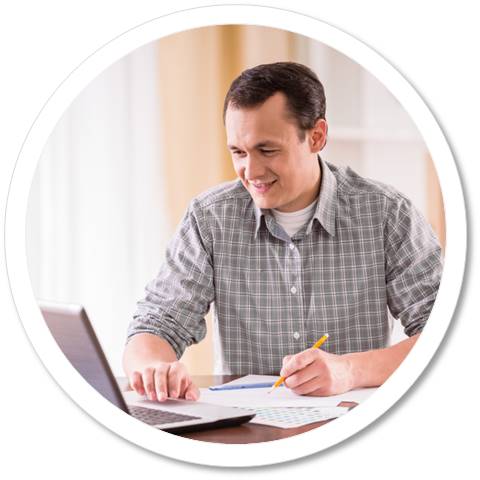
[246,185,282,210]
[252,197,278,210]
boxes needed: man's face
[225,92,327,212]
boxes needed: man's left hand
[280,348,354,396]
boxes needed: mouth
[249,180,277,194]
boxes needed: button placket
[286,241,303,346]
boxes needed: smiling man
[123,62,443,402]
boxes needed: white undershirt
[272,198,318,237]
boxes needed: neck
[277,156,321,213]
[297,158,322,210]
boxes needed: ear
[309,119,328,153]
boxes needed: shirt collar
[309,156,337,236]
[253,155,337,238]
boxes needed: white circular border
[4,4,466,468]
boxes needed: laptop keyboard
[129,405,201,426]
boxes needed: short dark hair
[223,61,326,140]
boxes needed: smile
[250,180,276,194]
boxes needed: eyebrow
[227,141,280,150]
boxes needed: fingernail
[170,391,178,398]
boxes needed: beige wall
[156,26,236,227]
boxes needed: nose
[244,154,265,181]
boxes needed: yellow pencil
[268,333,329,394]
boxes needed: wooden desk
[177,375,356,444]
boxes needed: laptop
[39,301,255,433]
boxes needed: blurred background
[26,25,445,377]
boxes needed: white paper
[249,406,350,428]
[200,375,377,408]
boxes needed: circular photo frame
[5,4,466,468]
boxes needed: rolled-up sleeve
[126,199,214,359]
[384,194,443,336]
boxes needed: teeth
[252,181,274,186]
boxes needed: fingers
[279,350,350,396]
[283,361,319,390]
[129,371,145,396]
[142,367,158,401]
[282,355,293,369]
[283,363,327,395]
[184,382,200,401]
[280,349,319,378]
[167,362,189,399]
[131,362,197,402]
[154,364,170,401]
[289,375,331,396]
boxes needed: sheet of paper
[249,406,350,428]
[200,375,377,408]
[213,375,280,387]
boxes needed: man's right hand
[128,360,200,402]
[123,333,200,402]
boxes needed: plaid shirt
[127,157,443,375]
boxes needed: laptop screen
[39,302,129,413]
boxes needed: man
[123,62,443,402]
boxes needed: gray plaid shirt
[127,157,443,375]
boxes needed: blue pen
[209,382,283,391]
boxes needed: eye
[260,149,277,156]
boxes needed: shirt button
[290,286,297,294]
[289,243,295,250]
[293,332,300,340]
